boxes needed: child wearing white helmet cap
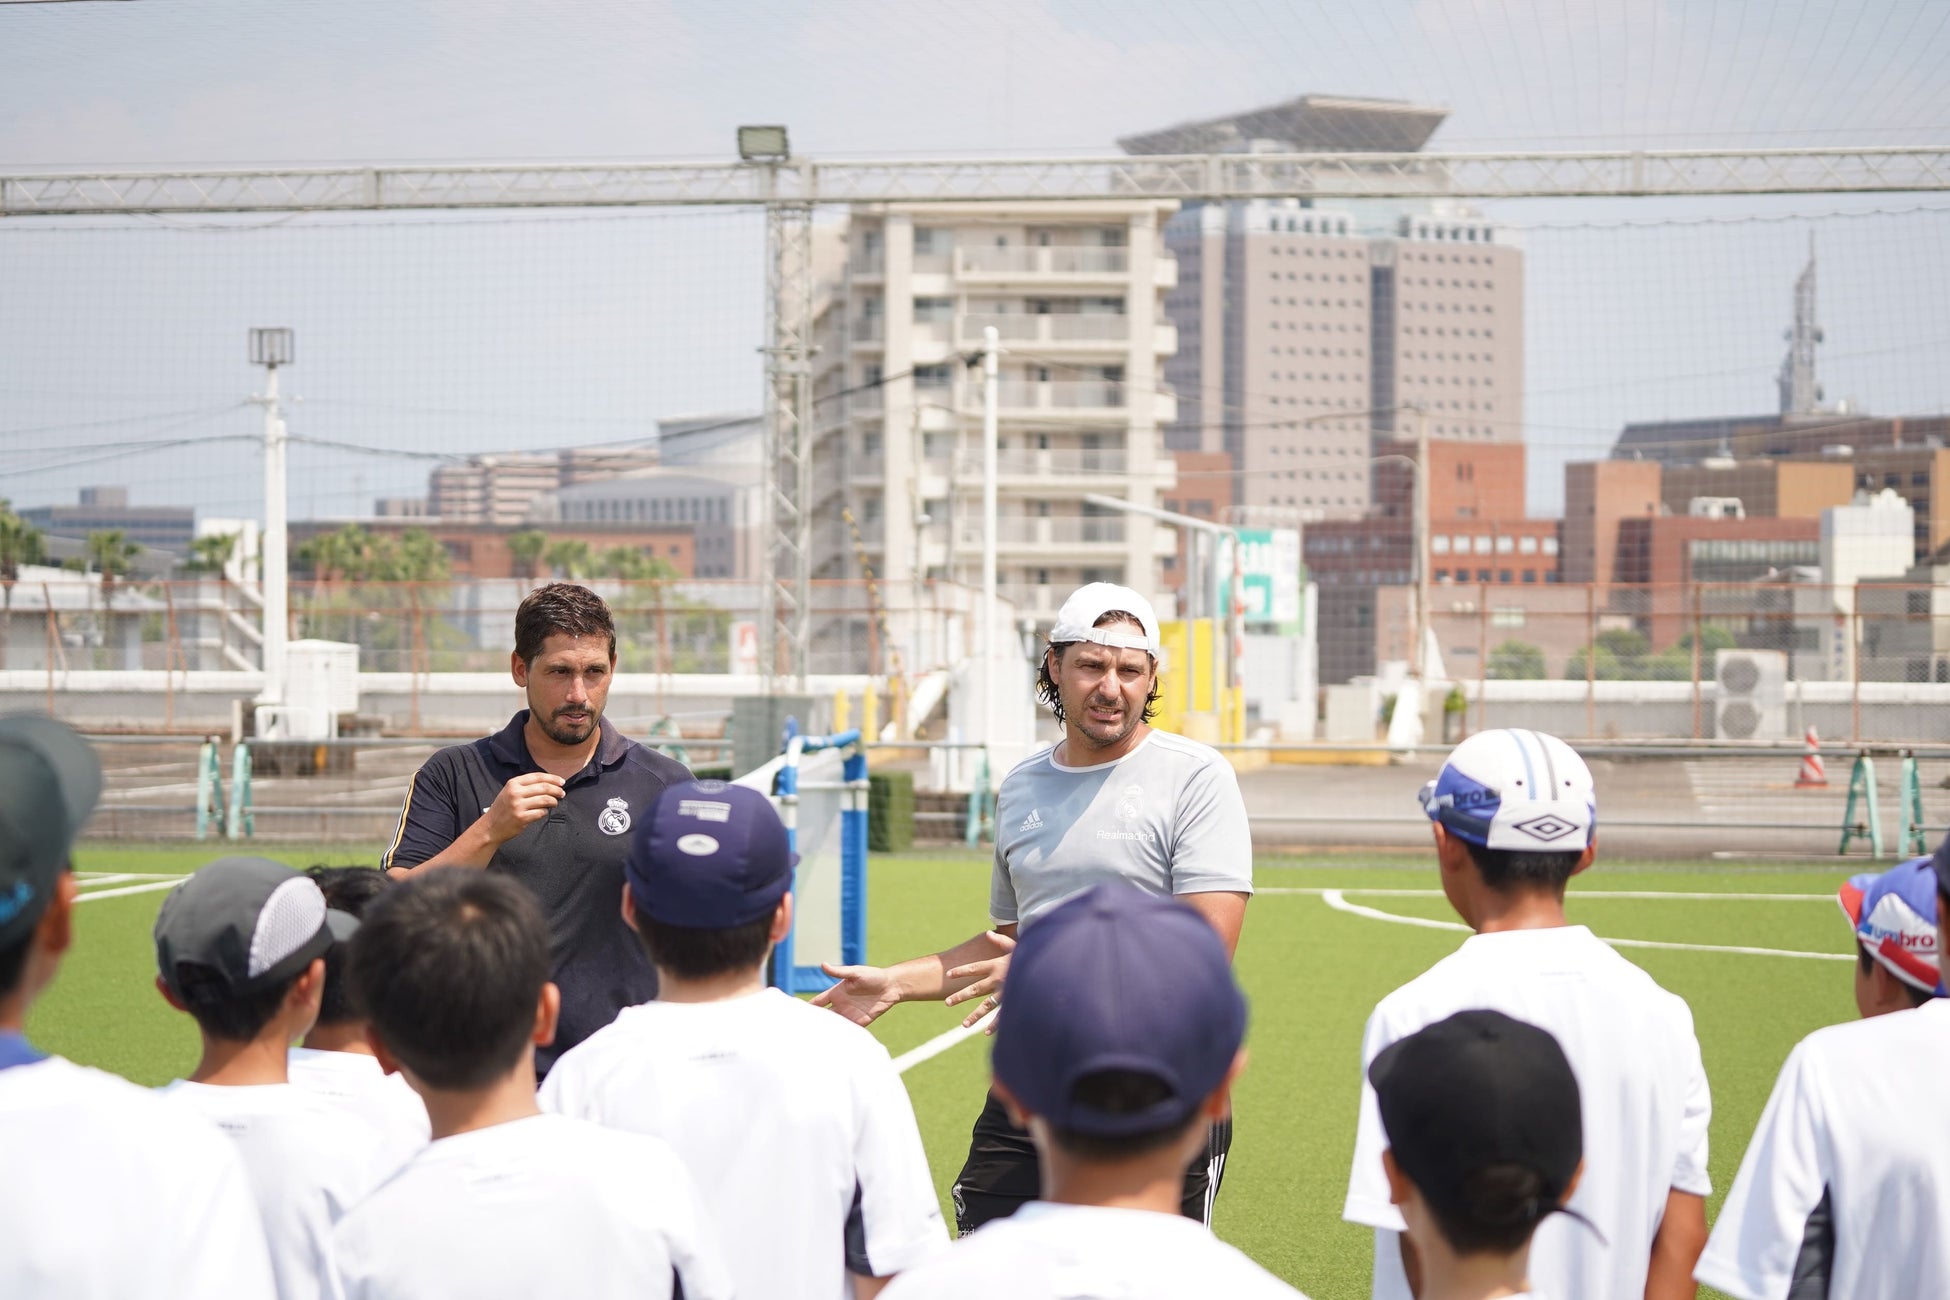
[1344,729,1713,1300]
[814,582,1254,1236]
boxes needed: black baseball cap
[991,884,1247,1138]
[154,856,356,998]
[624,780,796,929]
[1370,1010,1584,1232]
[0,715,102,949]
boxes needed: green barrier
[1839,754,1883,858]
[226,743,254,840]
[195,740,227,841]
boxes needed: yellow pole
[833,690,851,734]
[862,686,879,742]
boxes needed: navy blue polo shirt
[383,711,693,1074]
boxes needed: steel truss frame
[4,146,1949,216]
[9,143,1945,690]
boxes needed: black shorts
[949,1088,1234,1236]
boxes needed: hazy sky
[2,0,1947,518]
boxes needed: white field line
[1260,887,1835,902]
[76,872,181,885]
[893,1007,997,1075]
[1319,889,1852,962]
[74,879,184,904]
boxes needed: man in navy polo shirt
[383,582,692,1073]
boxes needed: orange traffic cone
[1795,725,1827,788]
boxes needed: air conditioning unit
[1714,649,1787,742]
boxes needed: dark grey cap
[1934,832,1950,901]
[0,715,102,949]
[154,856,356,998]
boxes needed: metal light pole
[1412,402,1431,679]
[980,325,1000,761]
[249,327,294,717]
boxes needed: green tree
[183,531,239,576]
[507,529,549,579]
[83,530,141,580]
[1486,639,1547,680]
[0,501,46,586]
[545,539,594,580]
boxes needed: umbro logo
[1512,814,1578,842]
[1019,809,1043,832]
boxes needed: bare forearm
[887,930,1014,1004]
[1645,1191,1707,1300]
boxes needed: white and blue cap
[1419,729,1596,852]
[1838,858,1941,994]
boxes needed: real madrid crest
[597,797,632,836]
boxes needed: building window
[1431,535,1451,554]
[1491,607,1525,628]
[1518,535,1538,554]
[1495,535,1515,554]
[1542,537,1559,556]
[914,363,951,388]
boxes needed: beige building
[1163,202,1524,521]
[427,455,560,526]
[1144,98,1522,521]
[809,200,1181,621]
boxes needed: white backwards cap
[1049,582,1161,654]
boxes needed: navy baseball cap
[991,883,1247,1139]
[625,780,796,928]
[1932,830,1950,901]
[0,716,103,949]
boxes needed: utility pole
[248,328,294,727]
[1412,402,1431,680]
[980,325,1000,764]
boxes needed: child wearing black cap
[154,856,393,1300]
[1370,1009,1586,1300]
[0,717,277,1298]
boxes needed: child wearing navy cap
[540,780,946,1300]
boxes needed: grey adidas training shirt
[990,730,1254,930]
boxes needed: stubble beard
[537,704,598,747]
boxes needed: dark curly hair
[1034,611,1161,725]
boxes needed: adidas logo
[1019,809,1043,832]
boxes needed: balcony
[960,448,1129,480]
[955,313,1131,350]
[954,246,1130,281]
[850,317,883,345]
[957,516,1128,549]
[848,250,883,279]
[984,378,1127,413]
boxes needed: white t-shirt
[288,1046,430,1171]
[879,1201,1307,1299]
[160,1080,392,1300]
[1695,997,1950,1299]
[0,1055,277,1299]
[991,730,1253,929]
[1344,926,1712,1300]
[540,989,946,1299]
[331,1112,732,1300]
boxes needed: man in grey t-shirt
[813,582,1253,1234]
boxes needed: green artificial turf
[35,842,1867,1299]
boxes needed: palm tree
[544,539,594,580]
[507,529,549,581]
[83,530,142,603]
[183,531,239,578]
[0,502,45,587]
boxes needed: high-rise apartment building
[808,200,1181,622]
[1142,97,1523,521]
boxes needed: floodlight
[737,125,791,162]
[249,327,295,368]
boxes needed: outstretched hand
[945,932,1016,1030]
[811,963,902,1026]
